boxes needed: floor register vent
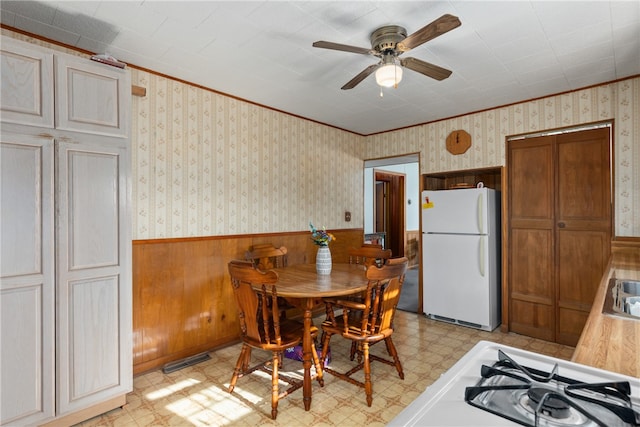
[162,352,211,374]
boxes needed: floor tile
[77,311,574,426]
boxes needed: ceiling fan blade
[400,57,452,81]
[397,14,461,52]
[341,64,380,90]
[312,41,374,55]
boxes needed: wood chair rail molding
[132,228,364,375]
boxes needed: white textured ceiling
[2,1,639,135]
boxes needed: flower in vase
[309,223,336,246]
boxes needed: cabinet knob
[558,222,566,228]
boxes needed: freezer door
[422,188,490,234]
[422,233,493,328]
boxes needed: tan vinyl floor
[78,311,574,426]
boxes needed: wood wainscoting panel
[132,229,364,374]
[406,230,420,268]
[132,237,250,372]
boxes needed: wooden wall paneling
[133,242,183,365]
[423,176,446,191]
[251,234,309,266]
[326,229,367,262]
[132,229,365,374]
[422,167,502,191]
[405,230,420,268]
[183,240,217,351]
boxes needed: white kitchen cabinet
[0,36,131,426]
[0,133,55,425]
[0,38,54,128]
[55,138,132,416]
[55,55,129,137]
[56,136,133,414]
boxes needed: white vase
[316,246,332,275]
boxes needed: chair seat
[322,318,390,341]
[244,321,319,350]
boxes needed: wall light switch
[345,211,351,222]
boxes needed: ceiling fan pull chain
[380,87,384,97]
[394,62,399,88]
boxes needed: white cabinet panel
[0,133,54,425]
[0,38,54,128]
[55,56,129,137]
[69,276,120,400]
[1,138,51,276]
[0,285,51,425]
[65,149,120,269]
[56,140,131,415]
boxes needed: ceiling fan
[312,14,461,90]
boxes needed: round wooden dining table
[269,263,369,411]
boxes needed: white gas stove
[388,341,640,427]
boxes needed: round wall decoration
[446,130,471,155]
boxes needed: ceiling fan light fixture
[375,63,403,88]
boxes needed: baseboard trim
[40,394,127,427]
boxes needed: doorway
[363,153,420,258]
[374,170,405,257]
[364,154,420,313]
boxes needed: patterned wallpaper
[130,70,365,239]
[133,71,638,239]
[3,29,639,238]
[365,80,640,238]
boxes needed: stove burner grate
[527,387,572,419]
[464,350,640,427]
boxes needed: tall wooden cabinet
[506,128,611,346]
[0,36,132,426]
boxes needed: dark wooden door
[507,128,611,346]
[375,182,386,235]
[555,129,611,345]
[508,136,556,342]
[374,170,405,257]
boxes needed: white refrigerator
[421,188,501,331]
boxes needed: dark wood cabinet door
[507,128,611,346]
[508,137,556,341]
[555,129,611,345]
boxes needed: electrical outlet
[345,211,351,222]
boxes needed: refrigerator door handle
[479,236,485,277]
[477,192,484,234]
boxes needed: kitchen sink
[602,278,640,320]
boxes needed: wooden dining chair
[245,244,293,318]
[361,242,383,249]
[348,245,392,268]
[245,243,288,270]
[340,245,394,356]
[320,257,408,407]
[227,260,323,419]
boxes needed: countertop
[572,244,640,378]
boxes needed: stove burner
[527,387,571,419]
[464,349,640,427]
